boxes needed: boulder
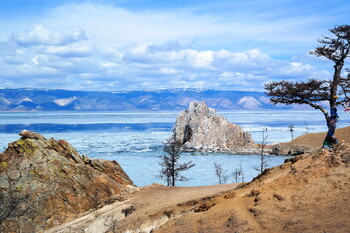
[173,102,254,153]
[0,131,135,233]
[272,144,313,156]
[19,129,46,140]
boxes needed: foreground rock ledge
[0,130,135,233]
[173,102,254,153]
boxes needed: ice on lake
[0,110,348,186]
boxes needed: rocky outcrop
[271,144,313,156]
[173,102,254,153]
[0,130,135,233]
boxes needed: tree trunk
[323,62,343,148]
[322,107,338,148]
[171,160,175,186]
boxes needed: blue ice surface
[0,110,348,187]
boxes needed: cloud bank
[0,1,347,91]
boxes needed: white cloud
[0,32,331,91]
[11,25,87,46]
[39,43,92,57]
[100,62,117,68]
[1,63,58,78]
[186,50,214,69]
[160,68,177,74]
[35,2,332,55]
[0,1,340,91]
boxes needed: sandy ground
[47,128,350,233]
[117,141,350,233]
[130,183,240,211]
[151,145,350,233]
[111,183,243,232]
[285,126,350,147]
[47,183,240,233]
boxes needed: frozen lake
[0,110,348,186]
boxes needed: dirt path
[131,183,240,210]
[47,183,240,233]
[115,183,242,232]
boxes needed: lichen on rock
[0,131,135,233]
[19,129,46,140]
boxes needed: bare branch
[157,135,195,186]
[311,25,350,63]
[213,162,228,184]
[265,24,350,149]
[265,79,330,115]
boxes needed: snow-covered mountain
[53,96,77,107]
[0,88,290,111]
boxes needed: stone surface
[271,144,313,156]
[19,129,46,140]
[173,102,254,152]
[0,131,135,233]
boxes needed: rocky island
[173,102,254,153]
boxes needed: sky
[0,0,349,91]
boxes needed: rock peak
[173,102,254,153]
[19,129,46,140]
[188,101,216,117]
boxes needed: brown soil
[48,130,350,233]
[115,142,350,233]
[114,183,240,232]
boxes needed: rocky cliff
[173,102,254,153]
[0,130,135,233]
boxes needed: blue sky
[0,0,349,91]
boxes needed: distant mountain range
[0,88,298,111]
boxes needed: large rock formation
[173,102,254,153]
[0,130,135,233]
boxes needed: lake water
[0,110,348,186]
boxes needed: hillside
[0,131,136,232]
[270,126,350,156]
[48,142,350,233]
[0,88,295,111]
[286,126,350,148]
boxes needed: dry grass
[285,126,350,148]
